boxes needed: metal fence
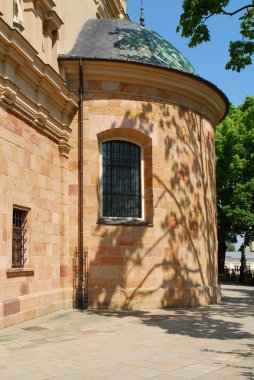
[225,268,254,279]
[73,248,89,310]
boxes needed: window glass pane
[12,208,27,268]
[102,141,141,217]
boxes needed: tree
[226,241,236,252]
[177,1,254,71]
[216,96,254,274]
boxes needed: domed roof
[59,18,197,76]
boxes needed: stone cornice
[96,0,129,20]
[61,60,227,126]
[24,0,63,31]
[58,140,72,159]
[0,18,79,156]
[0,77,72,146]
[44,10,63,31]
[30,0,56,13]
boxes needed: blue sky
[127,1,254,106]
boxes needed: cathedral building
[0,0,228,328]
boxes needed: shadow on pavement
[87,285,254,341]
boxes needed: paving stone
[103,375,143,380]
[0,285,253,379]
[186,363,222,373]
[167,368,204,379]
[128,366,165,378]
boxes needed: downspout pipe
[58,56,87,309]
[77,58,85,310]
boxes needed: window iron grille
[12,208,28,268]
[102,140,141,218]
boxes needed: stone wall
[1,1,129,72]
[0,106,71,328]
[0,66,222,327]
[68,78,220,309]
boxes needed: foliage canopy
[177,1,254,71]
[216,96,254,271]
[226,241,236,252]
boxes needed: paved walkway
[0,284,254,380]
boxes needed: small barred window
[12,208,28,268]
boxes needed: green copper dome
[59,19,197,76]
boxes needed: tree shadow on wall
[156,102,218,291]
[79,96,254,380]
[84,96,252,342]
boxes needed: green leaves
[216,96,254,245]
[227,41,254,71]
[177,1,254,71]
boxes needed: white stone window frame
[99,138,145,222]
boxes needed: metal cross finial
[140,0,145,27]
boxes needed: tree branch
[201,5,254,25]
[201,14,214,24]
[220,5,254,16]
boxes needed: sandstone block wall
[0,74,221,327]
[68,79,220,309]
[0,106,71,328]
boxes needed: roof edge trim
[58,56,229,122]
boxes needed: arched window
[101,140,142,218]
